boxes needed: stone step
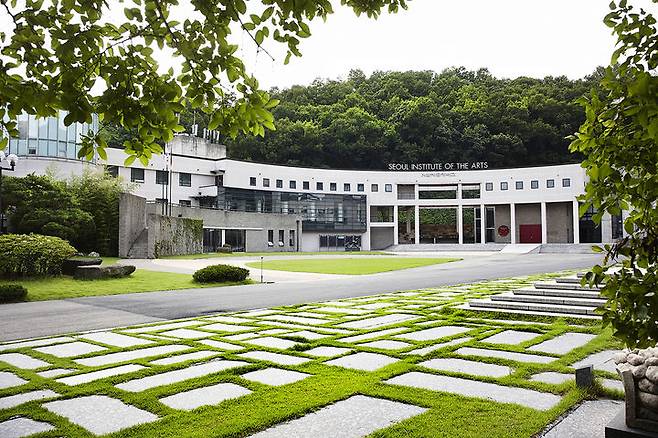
[534,281,601,292]
[491,292,605,308]
[457,303,601,320]
[513,288,602,300]
[467,298,600,317]
[554,277,582,284]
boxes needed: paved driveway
[0,252,603,341]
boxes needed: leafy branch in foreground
[0,0,408,165]
[571,0,658,348]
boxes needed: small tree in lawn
[570,0,658,348]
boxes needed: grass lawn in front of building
[245,257,460,275]
[0,270,252,302]
[162,251,393,260]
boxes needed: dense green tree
[0,0,407,165]
[572,1,658,348]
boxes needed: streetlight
[0,151,18,234]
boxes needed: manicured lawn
[245,257,460,274]
[162,251,392,259]
[0,271,620,438]
[0,270,252,302]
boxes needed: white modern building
[4,113,622,253]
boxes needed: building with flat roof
[5,115,622,255]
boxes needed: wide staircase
[463,274,605,319]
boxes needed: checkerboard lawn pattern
[0,271,624,437]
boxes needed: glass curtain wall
[397,206,415,244]
[461,207,482,243]
[419,207,458,243]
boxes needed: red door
[519,224,542,243]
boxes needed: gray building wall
[118,193,147,258]
[147,214,203,258]
[370,227,395,250]
[546,202,573,243]
[493,204,511,243]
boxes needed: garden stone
[600,378,624,392]
[287,331,329,340]
[75,344,190,367]
[0,418,55,438]
[159,383,251,411]
[629,353,645,366]
[62,257,101,275]
[0,390,58,410]
[324,352,398,371]
[35,341,107,358]
[205,316,254,324]
[249,395,426,438]
[122,321,202,333]
[575,365,594,388]
[403,337,473,356]
[647,357,658,366]
[339,327,408,344]
[151,351,219,366]
[238,351,311,366]
[456,347,555,364]
[57,364,145,386]
[386,372,561,411]
[646,366,658,383]
[304,347,352,357]
[361,340,410,350]
[480,330,540,345]
[44,395,158,435]
[88,252,100,257]
[37,368,75,378]
[571,350,620,373]
[530,372,572,385]
[79,332,154,348]
[0,336,75,352]
[542,400,623,438]
[337,313,418,329]
[242,368,310,386]
[116,360,248,392]
[199,340,244,351]
[639,378,658,395]
[613,353,628,364]
[639,392,658,410]
[633,364,648,379]
[420,358,511,378]
[396,325,471,342]
[201,323,254,333]
[158,328,214,339]
[0,371,27,389]
[73,264,136,280]
[245,337,299,350]
[0,353,49,369]
[528,333,596,355]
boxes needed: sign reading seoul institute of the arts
[388,162,489,171]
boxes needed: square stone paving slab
[37,368,75,378]
[151,351,220,366]
[159,382,251,411]
[456,347,556,364]
[0,371,27,389]
[201,323,255,333]
[404,337,473,356]
[78,332,154,348]
[75,344,190,367]
[324,352,398,372]
[245,337,299,350]
[224,333,259,341]
[57,364,145,386]
[339,327,409,344]
[571,350,622,373]
[396,325,472,342]
[35,341,107,358]
[249,394,426,438]
[386,372,561,411]
[360,340,410,350]
[238,351,311,366]
[287,331,329,340]
[258,329,290,336]
[528,333,597,355]
[480,330,541,345]
[0,389,58,410]
[242,367,310,386]
[116,360,248,392]
[0,336,75,352]
[304,346,352,358]
[530,372,573,385]
[0,353,49,370]
[0,417,55,438]
[158,328,215,339]
[338,314,419,330]
[542,399,623,438]
[44,395,158,435]
[420,358,512,378]
[199,339,245,351]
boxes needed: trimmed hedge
[0,234,77,278]
[193,264,249,283]
[0,284,28,302]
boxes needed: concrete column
[414,205,420,245]
[572,200,580,244]
[540,202,548,244]
[393,205,399,245]
[600,212,613,243]
[480,204,486,244]
[510,203,516,244]
[457,204,463,245]
[221,229,226,246]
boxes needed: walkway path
[0,253,603,341]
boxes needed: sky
[242,0,646,89]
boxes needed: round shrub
[193,264,249,283]
[0,284,28,302]
[0,234,77,278]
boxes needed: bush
[0,284,28,302]
[193,264,249,283]
[0,234,77,278]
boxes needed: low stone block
[73,264,136,280]
[62,257,102,275]
[576,365,594,388]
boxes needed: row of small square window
[250,177,393,193]
[485,178,571,192]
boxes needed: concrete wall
[546,202,573,243]
[493,204,511,243]
[147,214,203,258]
[515,203,541,242]
[118,193,147,257]
[370,227,395,250]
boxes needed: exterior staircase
[462,275,605,319]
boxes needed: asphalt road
[0,253,603,342]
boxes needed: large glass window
[156,170,169,185]
[179,173,191,186]
[462,184,480,199]
[370,206,394,222]
[131,168,145,183]
[420,207,458,244]
[397,206,415,244]
[319,234,361,251]
[419,187,457,199]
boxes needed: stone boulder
[62,258,103,275]
[616,348,658,432]
[73,264,136,280]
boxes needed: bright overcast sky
[244,0,654,89]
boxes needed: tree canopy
[0,0,407,165]
[224,68,601,169]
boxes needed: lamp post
[0,151,19,234]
